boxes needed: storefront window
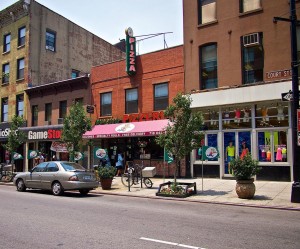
[255,102,289,128]
[222,106,251,129]
[196,133,218,161]
[202,108,219,130]
[257,130,288,162]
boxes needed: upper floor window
[241,32,264,84]
[198,0,216,25]
[32,105,38,126]
[71,70,80,79]
[45,103,52,124]
[1,98,8,122]
[46,30,56,52]
[2,63,10,84]
[75,98,83,105]
[59,100,67,119]
[16,94,24,117]
[200,43,218,89]
[240,0,261,13]
[125,88,138,114]
[154,83,168,111]
[3,33,11,53]
[18,26,26,47]
[100,92,112,117]
[17,58,25,80]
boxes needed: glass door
[224,132,235,174]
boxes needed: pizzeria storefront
[83,119,183,177]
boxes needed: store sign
[125,27,136,76]
[50,141,69,152]
[0,128,10,139]
[27,129,62,140]
[266,69,292,80]
[86,105,95,114]
[281,91,293,101]
[123,111,164,123]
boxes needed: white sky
[0,0,183,54]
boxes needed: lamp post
[274,0,300,202]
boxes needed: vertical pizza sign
[297,109,300,146]
[125,27,136,76]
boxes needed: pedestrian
[115,151,124,176]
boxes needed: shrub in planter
[97,166,117,190]
[230,154,261,199]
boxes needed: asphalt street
[1,186,300,249]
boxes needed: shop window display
[222,106,251,129]
[257,131,287,162]
[196,133,218,161]
[202,109,219,130]
[255,102,288,128]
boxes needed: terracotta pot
[100,178,113,190]
[235,178,256,199]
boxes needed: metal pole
[290,0,300,203]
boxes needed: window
[1,98,8,122]
[45,103,52,124]
[75,98,83,105]
[202,108,219,130]
[222,105,252,129]
[200,43,218,89]
[100,92,112,116]
[71,70,80,79]
[125,88,138,114]
[16,94,24,117]
[198,0,216,25]
[59,100,67,118]
[18,26,26,47]
[17,58,25,80]
[240,0,261,13]
[2,63,9,84]
[242,33,264,84]
[32,105,38,126]
[45,162,59,172]
[46,30,56,52]
[3,33,11,53]
[154,83,168,111]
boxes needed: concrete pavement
[2,177,300,210]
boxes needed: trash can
[291,182,300,203]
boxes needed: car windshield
[61,162,86,172]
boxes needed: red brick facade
[90,45,184,124]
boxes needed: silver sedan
[13,161,99,196]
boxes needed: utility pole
[274,0,300,202]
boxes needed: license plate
[83,175,91,180]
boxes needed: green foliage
[231,154,262,180]
[95,118,121,125]
[155,93,204,182]
[97,166,117,179]
[61,102,92,161]
[2,115,26,162]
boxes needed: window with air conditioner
[241,32,264,84]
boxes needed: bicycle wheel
[143,178,153,188]
[121,173,134,187]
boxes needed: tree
[156,93,204,184]
[2,115,26,170]
[61,102,92,162]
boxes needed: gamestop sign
[27,129,62,140]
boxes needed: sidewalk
[92,177,300,211]
[2,177,300,210]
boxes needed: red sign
[266,69,292,80]
[298,109,300,131]
[123,111,164,123]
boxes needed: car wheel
[16,179,26,192]
[52,182,64,196]
[79,189,90,195]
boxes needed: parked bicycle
[121,163,153,188]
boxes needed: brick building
[84,45,185,176]
[0,0,124,167]
[183,0,300,181]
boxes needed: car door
[26,162,48,189]
[41,162,59,190]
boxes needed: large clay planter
[100,178,113,190]
[235,178,256,199]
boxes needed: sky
[0,0,183,55]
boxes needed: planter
[100,178,113,190]
[156,181,197,198]
[235,178,256,199]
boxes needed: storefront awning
[83,119,170,139]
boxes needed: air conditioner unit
[243,33,260,47]
[44,121,51,126]
[58,118,64,124]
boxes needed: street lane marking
[140,237,206,249]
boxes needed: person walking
[115,151,124,176]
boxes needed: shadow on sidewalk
[252,195,273,200]
[196,189,231,196]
